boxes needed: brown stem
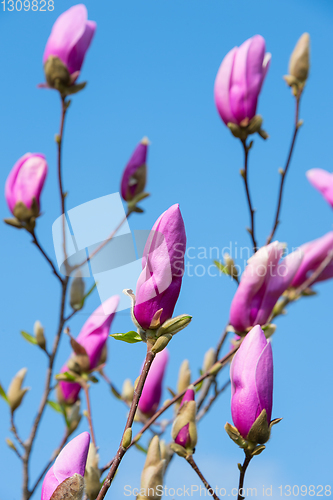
[237,455,252,500]
[31,231,62,283]
[96,346,156,500]
[266,96,301,245]
[186,455,220,500]
[73,210,132,271]
[10,414,25,450]
[29,430,70,498]
[241,140,257,252]
[82,381,97,448]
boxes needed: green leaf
[47,400,63,414]
[110,331,142,344]
[89,375,99,384]
[213,260,229,275]
[55,371,77,382]
[0,383,9,404]
[167,387,177,398]
[134,442,148,454]
[79,282,97,308]
[20,330,37,345]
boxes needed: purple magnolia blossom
[41,432,90,500]
[58,296,119,404]
[134,204,186,331]
[121,139,148,202]
[43,4,96,76]
[174,387,195,448]
[229,242,303,332]
[291,232,333,288]
[214,35,271,126]
[230,325,273,439]
[138,349,169,417]
[5,153,47,214]
[306,168,333,208]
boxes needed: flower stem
[186,455,220,500]
[241,140,258,253]
[82,381,97,448]
[266,95,301,245]
[237,455,252,500]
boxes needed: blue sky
[0,0,332,498]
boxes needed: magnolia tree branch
[237,455,252,500]
[82,381,97,448]
[20,95,70,500]
[266,95,301,244]
[241,140,258,252]
[31,231,63,283]
[96,345,156,499]
[186,455,220,500]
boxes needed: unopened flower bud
[151,334,172,354]
[171,387,197,455]
[34,320,46,350]
[122,379,134,404]
[289,33,310,85]
[223,253,239,281]
[122,428,132,449]
[66,401,82,435]
[137,436,165,500]
[70,272,85,311]
[6,438,18,453]
[84,443,101,500]
[7,368,30,413]
[177,360,191,394]
[202,348,215,374]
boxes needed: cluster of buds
[42,4,96,96]
[214,35,270,140]
[225,325,281,457]
[41,432,90,500]
[57,295,119,404]
[171,386,197,458]
[4,153,48,232]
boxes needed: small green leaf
[110,331,142,344]
[55,371,77,382]
[79,282,97,308]
[0,383,9,404]
[89,375,99,384]
[47,400,63,414]
[110,385,122,400]
[20,331,37,345]
[134,442,148,454]
[167,387,177,398]
[214,260,229,275]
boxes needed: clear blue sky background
[0,0,332,498]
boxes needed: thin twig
[241,139,257,252]
[29,430,70,497]
[266,96,301,244]
[237,455,252,500]
[196,380,231,421]
[82,381,97,448]
[72,210,132,271]
[96,345,156,500]
[186,455,220,500]
[31,231,62,283]
[10,414,25,450]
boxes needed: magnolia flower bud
[223,253,239,281]
[137,436,166,500]
[122,379,134,404]
[288,33,310,85]
[138,349,168,417]
[121,138,148,203]
[84,443,101,500]
[70,272,85,311]
[202,348,215,374]
[34,320,46,350]
[42,433,90,500]
[66,401,82,435]
[171,387,197,455]
[177,360,191,394]
[7,368,30,413]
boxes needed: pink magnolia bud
[43,4,96,76]
[230,325,273,440]
[121,138,148,202]
[291,232,333,287]
[229,242,303,332]
[174,387,195,448]
[214,35,271,126]
[5,153,47,216]
[306,169,333,208]
[41,432,90,500]
[134,204,186,331]
[58,296,119,404]
[138,349,168,417]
